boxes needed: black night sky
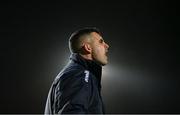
[1,0,179,114]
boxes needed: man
[44,27,109,114]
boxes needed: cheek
[92,44,105,57]
[95,46,105,57]
[95,46,102,53]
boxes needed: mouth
[105,51,108,57]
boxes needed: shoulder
[54,67,93,87]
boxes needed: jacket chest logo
[84,70,89,82]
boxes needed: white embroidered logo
[84,70,89,82]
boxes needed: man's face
[90,32,109,66]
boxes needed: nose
[105,42,109,49]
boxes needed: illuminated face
[90,32,109,66]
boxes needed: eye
[100,39,104,43]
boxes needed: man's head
[69,27,109,66]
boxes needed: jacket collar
[70,53,102,87]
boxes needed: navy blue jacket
[44,53,105,114]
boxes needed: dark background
[1,0,179,113]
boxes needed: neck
[79,53,93,61]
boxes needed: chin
[101,61,108,66]
[94,57,108,66]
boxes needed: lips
[105,51,108,57]
[105,50,108,55]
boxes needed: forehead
[90,32,103,41]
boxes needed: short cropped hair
[69,27,102,53]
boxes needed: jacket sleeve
[54,70,91,114]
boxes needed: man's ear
[82,43,92,54]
